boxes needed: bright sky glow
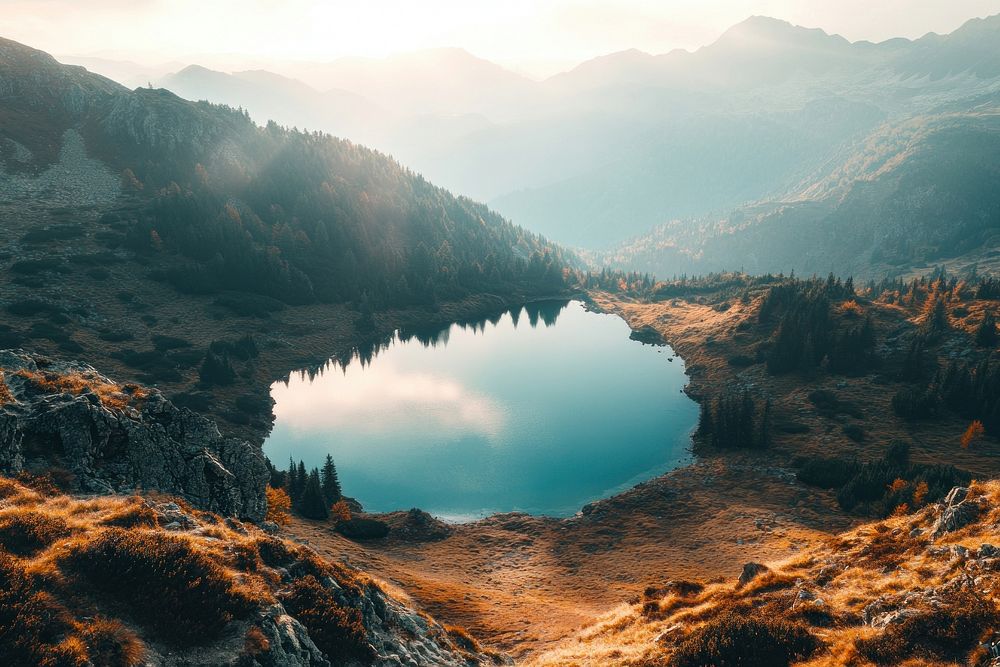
[3,0,1000,76]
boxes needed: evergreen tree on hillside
[199,351,236,386]
[697,390,770,450]
[287,459,306,503]
[921,289,950,338]
[321,454,342,505]
[976,311,998,347]
[285,457,298,500]
[298,469,329,520]
[295,461,307,499]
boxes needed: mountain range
[64,14,1000,259]
[605,108,1000,278]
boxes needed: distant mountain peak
[175,63,214,75]
[712,15,849,50]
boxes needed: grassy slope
[527,479,1000,666]
[0,475,491,666]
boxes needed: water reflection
[286,300,570,380]
[266,300,696,519]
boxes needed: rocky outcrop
[0,350,268,520]
[354,581,503,666]
[932,486,985,537]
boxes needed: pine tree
[288,460,307,504]
[320,454,342,505]
[295,461,307,499]
[738,391,756,449]
[976,311,998,347]
[298,469,329,520]
[285,457,299,500]
[697,401,714,439]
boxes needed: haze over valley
[3,2,1000,666]
[61,11,1000,266]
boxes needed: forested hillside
[0,36,573,439]
[0,36,570,310]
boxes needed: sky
[4,0,1000,77]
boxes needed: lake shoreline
[265,296,697,518]
[284,283,1000,658]
[281,290,859,658]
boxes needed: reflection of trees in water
[281,300,571,384]
[523,300,566,328]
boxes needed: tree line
[696,389,772,450]
[114,112,571,310]
[270,454,343,521]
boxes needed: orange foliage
[888,478,908,494]
[243,626,270,656]
[79,618,145,666]
[0,477,367,664]
[0,372,14,405]
[330,500,352,523]
[13,369,148,411]
[839,300,864,318]
[913,481,929,507]
[961,420,985,449]
[265,487,292,526]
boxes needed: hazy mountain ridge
[0,36,570,310]
[607,109,1000,278]
[90,13,1000,251]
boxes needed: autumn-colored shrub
[0,511,71,556]
[446,625,481,653]
[100,500,159,528]
[255,536,353,588]
[16,471,65,496]
[79,618,145,667]
[243,626,270,656]
[669,613,820,667]
[256,535,300,568]
[839,300,865,318]
[330,499,353,523]
[265,486,292,526]
[0,552,79,667]
[278,575,371,663]
[66,528,257,645]
[852,525,921,569]
[0,477,29,500]
[961,420,985,449]
[855,590,997,664]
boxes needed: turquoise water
[264,300,697,519]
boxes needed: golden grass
[0,476,375,664]
[527,480,1000,667]
[12,368,150,410]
